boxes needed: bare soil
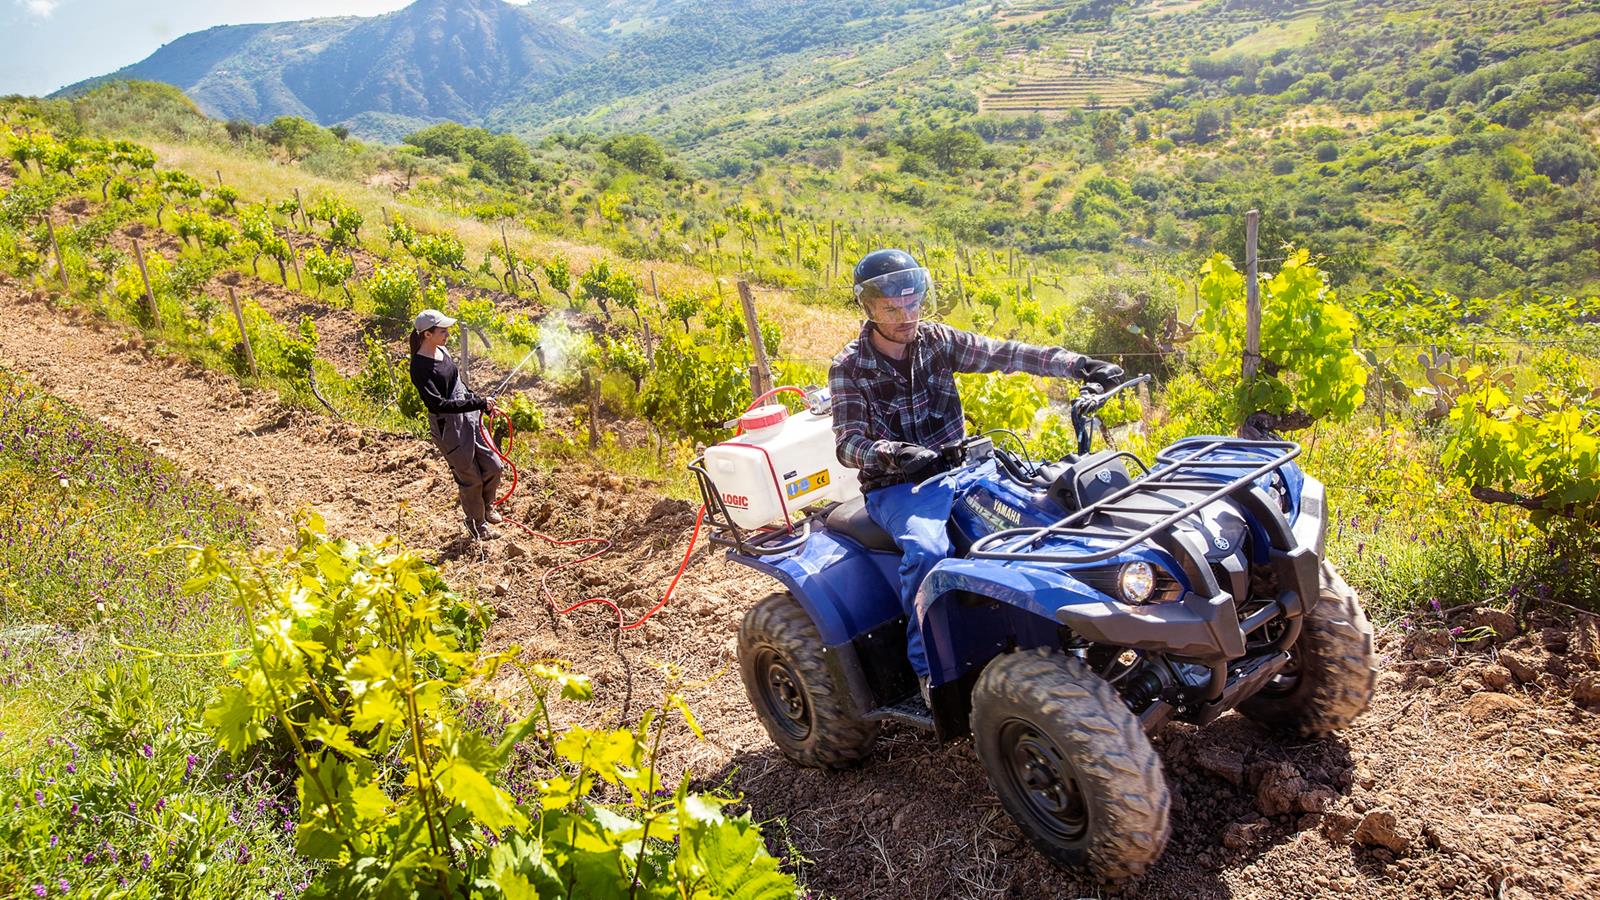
[1,279,1597,899]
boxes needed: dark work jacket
[409,349,487,415]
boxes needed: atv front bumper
[1053,475,1328,718]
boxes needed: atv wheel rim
[755,648,811,741]
[999,719,1088,842]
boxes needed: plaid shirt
[830,321,1084,491]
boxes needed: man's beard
[873,321,918,344]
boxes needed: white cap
[413,309,457,332]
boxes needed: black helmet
[853,248,920,286]
[852,248,935,325]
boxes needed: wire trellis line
[767,334,1600,367]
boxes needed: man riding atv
[703,249,1375,879]
[829,249,1125,703]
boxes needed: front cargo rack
[968,438,1301,565]
[688,455,823,557]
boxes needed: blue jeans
[864,463,991,678]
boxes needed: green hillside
[59,0,1600,300]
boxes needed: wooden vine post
[828,220,838,286]
[1241,209,1262,381]
[283,227,304,290]
[588,373,601,450]
[131,238,161,328]
[228,287,258,378]
[645,271,661,363]
[737,280,774,399]
[46,218,68,292]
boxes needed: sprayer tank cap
[739,404,789,432]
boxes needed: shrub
[367,264,422,324]
[304,247,355,301]
[168,517,798,898]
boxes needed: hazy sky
[1,0,423,96]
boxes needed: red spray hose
[479,408,705,632]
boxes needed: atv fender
[726,530,915,715]
[725,529,902,644]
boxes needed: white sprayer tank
[705,403,862,530]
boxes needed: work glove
[1076,357,1125,386]
[889,443,941,480]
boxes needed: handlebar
[907,376,1154,489]
[1072,374,1152,456]
[1074,374,1152,416]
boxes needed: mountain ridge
[57,0,596,134]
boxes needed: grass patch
[1225,14,1323,57]
[0,367,308,896]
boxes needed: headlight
[1119,562,1156,604]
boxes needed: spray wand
[487,345,541,397]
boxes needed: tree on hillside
[1532,130,1599,185]
[1091,112,1122,160]
[478,134,534,182]
[600,133,667,176]
[1189,107,1224,145]
[405,122,486,161]
[266,117,330,160]
[916,128,985,174]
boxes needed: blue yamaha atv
[689,377,1377,880]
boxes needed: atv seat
[826,496,899,553]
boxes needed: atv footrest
[866,696,934,729]
[1196,650,1291,725]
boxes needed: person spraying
[829,249,1124,703]
[408,309,504,541]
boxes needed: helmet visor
[855,267,936,324]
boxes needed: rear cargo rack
[688,455,820,556]
[968,438,1300,565]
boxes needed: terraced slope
[980,72,1163,112]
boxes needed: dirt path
[1,283,1597,899]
